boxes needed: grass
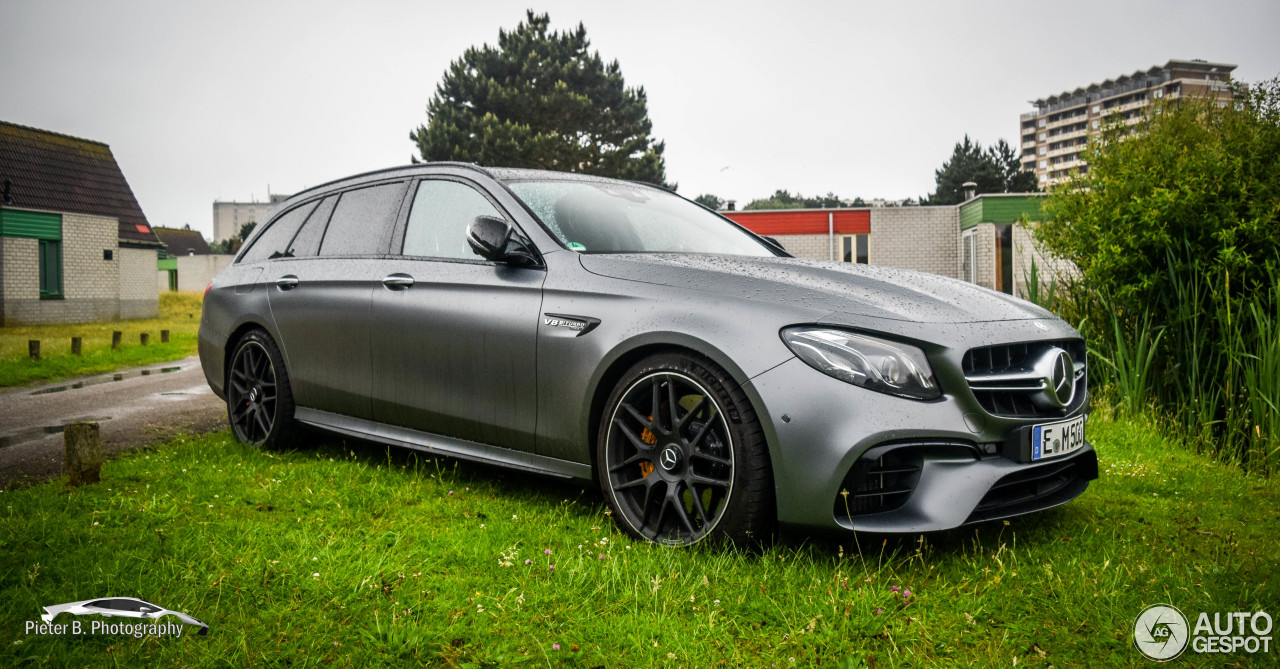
[1,409,1276,667]
[0,292,204,387]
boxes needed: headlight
[781,327,940,400]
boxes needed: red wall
[724,209,870,236]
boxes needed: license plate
[1031,414,1086,461]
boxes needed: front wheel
[598,352,775,546]
[226,329,301,449]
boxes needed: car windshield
[504,180,775,256]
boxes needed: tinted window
[319,183,406,257]
[285,195,337,258]
[239,201,318,263]
[402,180,504,260]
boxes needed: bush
[1037,77,1280,475]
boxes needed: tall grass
[1063,255,1280,477]
[1090,301,1163,415]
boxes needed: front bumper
[744,357,1097,533]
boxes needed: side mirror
[467,216,540,266]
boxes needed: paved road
[0,355,225,486]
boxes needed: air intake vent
[834,451,921,517]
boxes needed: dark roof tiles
[0,121,161,245]
[153,227,211,256]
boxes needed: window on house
[839,234,868,264]
[38,239,62,298]
[995,224,1014,295]
[962,232,977,284]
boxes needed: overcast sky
[3,0,1279,240]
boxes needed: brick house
[0,121,162,325]
[724,193,1070,298]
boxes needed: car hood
[578,253,1054,324]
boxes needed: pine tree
[928,135,1037,204]
[410,11,669,187]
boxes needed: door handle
[275,275,299,290]
[382,274,415,290]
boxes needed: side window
[319,182,406,257]
[402,180,504,260]
[239,201,318,264]
[284,195,337,258]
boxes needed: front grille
[962,339,1087,418]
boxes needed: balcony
[1046,114,1088,130]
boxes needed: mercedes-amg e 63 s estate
[199,163,1097,546]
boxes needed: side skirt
[294,407,593,481]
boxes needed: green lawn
[1,409,1275,667]
[0,292,203,387]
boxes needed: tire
[597,352,775,546]
[226,329,301,449]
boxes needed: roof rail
[288,161,493,200]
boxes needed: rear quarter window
[239,201,318,264]
[284,195,338,258]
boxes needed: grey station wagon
[199,163,1097,546]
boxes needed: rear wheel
[226,329,300,449]
[598,352,774,546]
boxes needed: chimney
[962,182,977,201]
[726,200,736,211]
[2,179,12,205]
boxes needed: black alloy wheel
[600,353,774,546]
[227,329,299,448]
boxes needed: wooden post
[161,329,170,343]
[140,333,149,346]
[112,331,122,350]
[71,337,82,356]
[64,422,103,486]
[28,340,40,360]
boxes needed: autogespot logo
[1134,603,1274,662]
[1134,604,1189,661]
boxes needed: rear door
[369,177,545,451]
[266,180,409,419]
